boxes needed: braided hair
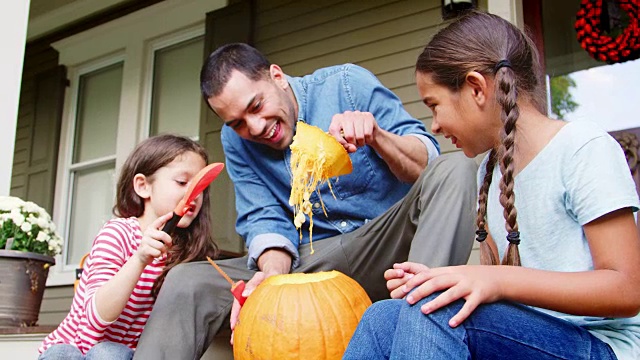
[416,11,544,265]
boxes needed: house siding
[11,46,60,207]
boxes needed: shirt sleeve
[82,220,130,332]
[344,64,440,159]
[222,130,301,270]
[564,134,639,225]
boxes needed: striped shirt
[39,217,165,355]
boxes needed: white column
[487,0,524,27]
[0,0,30,196]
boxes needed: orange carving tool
[206,256,247,306]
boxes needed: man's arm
[257,248,292,276]
[329,65,439,183]
[222,128,302,269]
[330,111,429,183]
[370,129,429,183]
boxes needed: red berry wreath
[574,0,640,64]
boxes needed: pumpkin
[233,271,371,360]
[289,122,353,253]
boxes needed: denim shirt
[221,64,439,269]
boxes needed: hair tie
[506,231,520,245]
[494,59,512,73]
[475,229,488,242]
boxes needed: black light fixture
[441,0,478,20]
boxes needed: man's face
[207,66,298,151]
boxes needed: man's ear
[133,174,151,199]
[465,71,490,107]
[269,64,289,90]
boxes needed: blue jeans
[39,342,134,360]
[344,294,617,359]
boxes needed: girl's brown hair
[114,134,218,295]
[416,11,544,266]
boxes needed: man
[134,43,477,359]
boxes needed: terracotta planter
[0,250,55,328]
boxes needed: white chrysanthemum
[22,201,45,215]
[9,210,25,227]
[36,231,48,242]
[35,217,49,230]
[0,196,25,211]
[0,196,63,256]
[20,222,32,233]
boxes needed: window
[149,35,205,138]
[61,59,123,270]
[50,0,225,285]
[52,34,204,284]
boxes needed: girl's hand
[401,265,504,327]
[385,262,430,297]
[135,212,173,265]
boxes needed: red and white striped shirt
[39,217,165,355]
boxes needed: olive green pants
[133,152,478,360]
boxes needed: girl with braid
[344,11,640,360]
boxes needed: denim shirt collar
[287,74,307,124]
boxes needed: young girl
[344,11,640,360]
[39,135,219,359]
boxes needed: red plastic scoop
[161,162,225,234]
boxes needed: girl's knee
[85,342,133,360]
[364,299,403,317]
[39,344,83,360]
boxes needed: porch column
[0,0,30,196]
[488,0,524,27]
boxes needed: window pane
[74,63,123,163]
[150,36,204,138]
[542,0,640,131]
[67,163,116,265]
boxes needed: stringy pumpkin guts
[289,122,352,254]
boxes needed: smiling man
[134,43,478,360]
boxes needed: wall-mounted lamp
[441,0,477,20]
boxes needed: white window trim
[140,25,205,140]
[50,54,124,286]
[48,0,226,286]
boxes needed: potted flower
[0,196,63,328]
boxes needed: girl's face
[144,151,207,228]
[416,72,500,158]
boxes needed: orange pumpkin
[233,271,371,360]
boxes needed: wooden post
[0,0,30,196]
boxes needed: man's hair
[200,43,271,100]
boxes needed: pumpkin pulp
[288,122,352,254]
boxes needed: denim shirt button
[313,203,321,209]
[340,221,347,227]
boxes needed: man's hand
[328,111,428,182]
[230,248,292,345]
[328,111,379,153]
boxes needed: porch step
[0,326,54,358]
[0,326,233,359]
